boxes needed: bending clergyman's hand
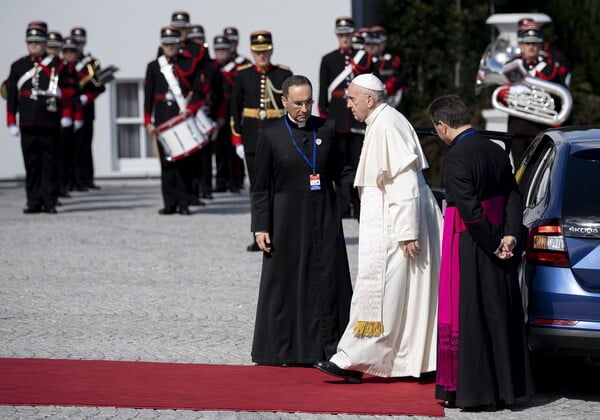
[496,235,517,260]
[255,232,272,253]
[402,239,420,260]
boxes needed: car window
[563,148,600,218]
[524,146,554,209]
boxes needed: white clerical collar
[365,103,387,126]
[287,114,306,128]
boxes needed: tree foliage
[379,0,600,187]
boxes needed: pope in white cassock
[315,74,443,383]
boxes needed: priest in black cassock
[427,95,534,411]
[250,75,354,366]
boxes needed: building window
[114,80,156,159]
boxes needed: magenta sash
[436,195,505,391]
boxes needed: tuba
[491,59,573,126]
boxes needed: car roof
[545,126,600,145]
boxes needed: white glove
[74,120,84,131]
[79,94,88,106]
[55,86,62,99]
[235,144,245,160]
[509,84,532,95]
[60,117,73,128]
[8,125,20,137]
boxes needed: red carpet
[0,358,443,416]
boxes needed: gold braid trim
[352,321,383,337]
[264,76,282,115]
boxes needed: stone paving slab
[1,181,599,419]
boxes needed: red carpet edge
[0,358,444,416]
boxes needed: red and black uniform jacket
[374,53,407,98]
[6,53,62,129]
[318,48,375,133]
[143,52,205,127]
[58,60,83,122]
[230,63,292,153]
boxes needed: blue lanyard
[454,128,477,145]
[284,117,317,174]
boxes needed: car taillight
[526,222,571,268]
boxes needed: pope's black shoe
[314,360,363,384]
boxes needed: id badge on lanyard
[284,117,321,191]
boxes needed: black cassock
[250,115,353,365]
[437,130,534,407]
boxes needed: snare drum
[156,114,208,161]
[195,109,217,137]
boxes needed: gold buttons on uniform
[259,74,267,119]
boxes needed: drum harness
[327,49,365,103]
[158,55,188,111]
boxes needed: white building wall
[0,0,351,180]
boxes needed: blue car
[516,127,600,360]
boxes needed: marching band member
[319,17,375,220]
[144,26,206,215]
[168,12,214,203]
[57,36,85,197]
[369,26,408,108]
[211,34,242,194]
[168,11,211,77]
[230,30,292,251]
[46,31,63,59]
[223,27,251,67]
[6,23,62,214]
[496,19,568,166]
[72,26,106,190]
[188,23,222,201]
[187,24,208,50]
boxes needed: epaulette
[276,64,291,71]
[237,63,252,71]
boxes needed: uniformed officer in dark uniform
[57,36,85,197]
[188,23,222,200]
[144,26,206,215]
[46,31,63,59]
[210,35,241,194]
[6,23,62,214]
[223,27,252,67]
[188,24,208,49]
[369,26,407,108]
[71,26,106,191]
[168,12,211,78]
[168,13,214,204]
[230,30,292,251]
[319,17,375,220]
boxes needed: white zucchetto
[352,73,385,92]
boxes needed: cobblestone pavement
[1,181,599,419]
